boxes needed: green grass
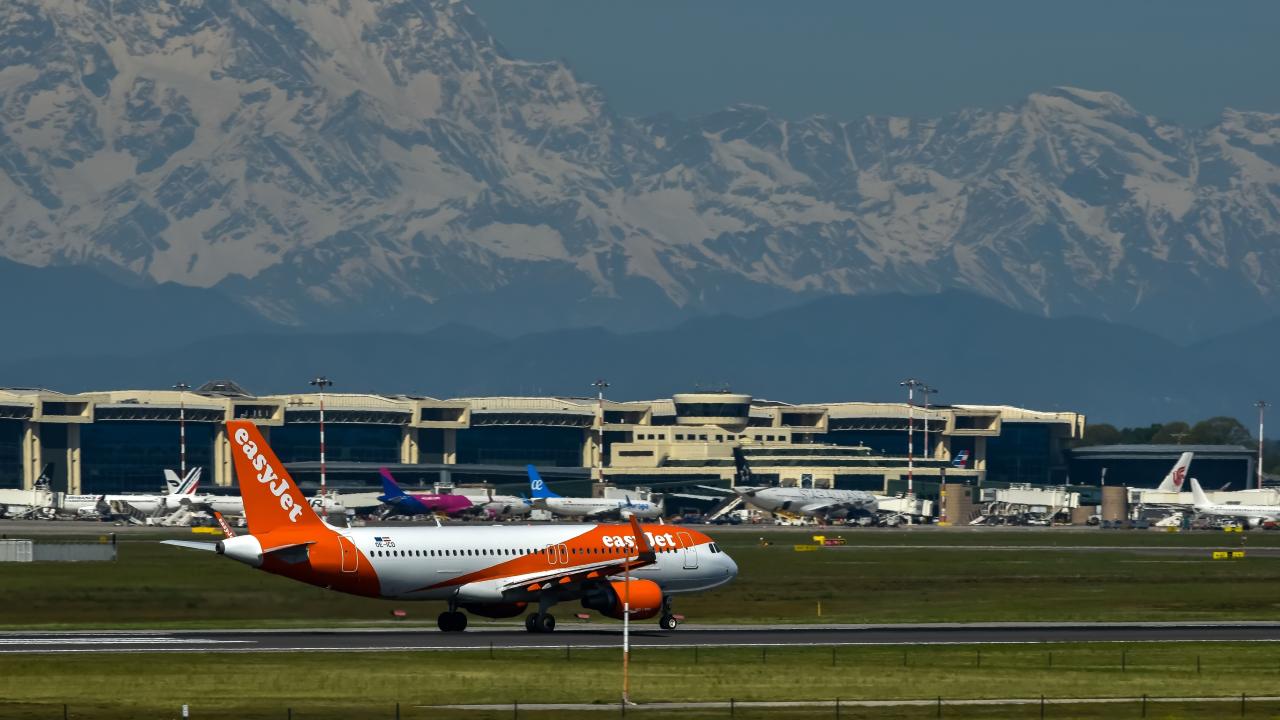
[1,527,1278,628]
[3,643,1280,719]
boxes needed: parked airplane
[164,421,737,632]
[189,489,363,520]
[61,467,203,517]
[1156,452,1194,493]
[735,485,878,523]
[377,468,474,517]
[451,486,532,519]
[528,466,663,520]
[1189,478,1280,528]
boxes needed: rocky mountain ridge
[2,0,1278,338]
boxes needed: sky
[468,0,1280,127]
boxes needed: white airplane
[1189,478,1280,529]
[528,465,663,520]
[452,486,532,519]
[734,485,878,522]
[189,489,369,520]
[164,421,737,632]
[61,467,203,517]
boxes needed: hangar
[1066,444,1256,491]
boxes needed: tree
[1151,421,1192,445]
[1081,423,1122,446]
[1189,416,1254,447]
[1119,423,1163,444]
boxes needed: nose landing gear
[437,610,468,632]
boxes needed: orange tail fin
[226,420,323,534]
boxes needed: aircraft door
[677,531,698,569]
[338,535,359,573]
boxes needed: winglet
[628,514,656,563]
[212,510,237,539]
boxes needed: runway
[5,622,1280,654]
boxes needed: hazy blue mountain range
[2,0,1279,342]
[2,290,1276,427]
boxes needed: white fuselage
[742,487,877,517]
[61,494,174,515]
[336,524,735,601]
[1194,504,1280,523]
[454,489,530,518]
[539,497,663,519]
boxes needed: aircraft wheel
[537,613,556,633]
[438,611,467,632]
[525,613,541,632]
[659,614,678,631]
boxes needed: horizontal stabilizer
[161,540,218,552]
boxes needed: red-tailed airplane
[166,421,737,632]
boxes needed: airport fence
[0,535,116,562]
[19,696,1280,719]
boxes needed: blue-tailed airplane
[528,466,663,520]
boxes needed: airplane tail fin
[951,450,970,469]
[1156,452,1194,493]
[165,467,202,495]
[226,420,323,534]
[378,468,407,500]
[1189,477,1211,508]
[527,465,559,499]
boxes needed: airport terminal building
[0,384,1084,501]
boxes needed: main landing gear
[524,612,556,633]
[437,610,468,632]
[658,595,678,631]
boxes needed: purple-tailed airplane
[377,468,475,517]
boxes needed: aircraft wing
[668,492,723,502]
[425,517,657,597]
[797,500,874,516]
[332,492,383,510]
[496,551,654,594]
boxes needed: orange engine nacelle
[582,579,664,620]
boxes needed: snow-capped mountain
[2,0,1278,338]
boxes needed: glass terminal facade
[80,421,215,495]
[0,420,21,489]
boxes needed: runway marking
[0,637,250,646]
[7,638,1280,654]
[428,696,1280,712]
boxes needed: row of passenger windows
[635,433,787,442]
[370,544,687,559]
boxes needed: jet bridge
[976,485,1079,525]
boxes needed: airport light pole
[310,376,334,498]
[173,383,190,477]
[592,379,609,485]
[921,385,937,459]
[1256,400,1269,490]
[900,378,925,494]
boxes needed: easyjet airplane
[166,421,737,632]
